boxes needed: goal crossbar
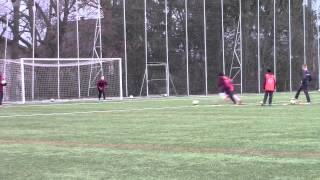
[20,58,122,61]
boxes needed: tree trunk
[11,0,21,59]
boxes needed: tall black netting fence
[1,0,319,97]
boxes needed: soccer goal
[0,58,123,104]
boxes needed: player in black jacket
[294,64,312,103]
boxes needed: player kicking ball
[261,68,276,106]
[293,64,312,104]
[97,75,108,101]
[218,73,242,105]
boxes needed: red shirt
[97,79,107,90]
[263,73,276,91]
[218,76,234,92]
[223,76,234,91]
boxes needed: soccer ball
[163,94,168,97]
[289,99,297,105]
[129,95,134,99]
[50,98,55,102]
[192,100,199,106]
[1,80,6,85]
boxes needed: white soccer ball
[50,98,55,102]
[1,80,6,85]
[129,95,133,99]
[192,100,199,106]
[290,99,296,105]
[163,94,168,97]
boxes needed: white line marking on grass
[2,96,219,109]
[1,100,318,119]
[0,105,223,119]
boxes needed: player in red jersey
[218,73,241,105]
[261,68,276,106]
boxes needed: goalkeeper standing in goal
[97,76,108,101]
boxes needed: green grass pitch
[0,92,320,179]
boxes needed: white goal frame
[2,58,123,104]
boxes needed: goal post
[0,58,123,104]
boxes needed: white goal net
[0,58,123,104]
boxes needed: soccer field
[0,93,320,179]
